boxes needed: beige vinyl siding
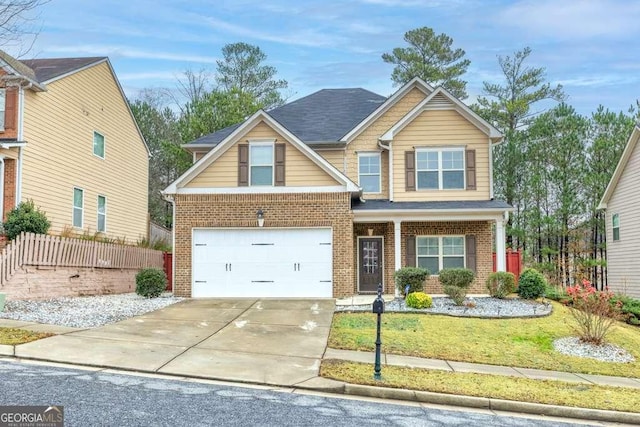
[22,61,148,242]
[186,121,340,188]
[346,87,427,200]
[318,149,346,173]
[605,138,640,298]
[392,109,491,201]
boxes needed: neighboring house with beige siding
[0,51,149,243]
[598,123,640,298]
[164,78,511,298]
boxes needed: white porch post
[394,219,402,297]
[495,215,506,272]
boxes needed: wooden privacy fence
[0,232,164,286]
[492,250,523,279]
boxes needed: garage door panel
[192,228,333,298]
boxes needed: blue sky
[18,0,640,115]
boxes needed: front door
[358,237,383,293]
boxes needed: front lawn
[329,301,640,377]
[321,360,640,413]
[0,327,53,345]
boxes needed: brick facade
[173,192,354,297]
[353,220,493,295]
[402,221,493,294]
[3,157,16,221]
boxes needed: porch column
[495,216,506,272]
[394,219,401,297]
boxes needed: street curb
[0,344,14,356]
[341,383,640,425]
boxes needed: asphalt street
[0,360,600,427]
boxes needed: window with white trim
[358,152,381,193]
[417,236,465,274]
[249,143,273,186]
[612,213,620,241]
[0,88,5,131]
[93,131,105,158]
[73,187,84,228]
[416,148,464,190]
[97,195,107,232]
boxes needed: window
[358,153,381,193]
[612,213,620,241]
[250,144,273,186]
[73,188,84,228]
[97,195,106,232]
[416,149,464,190]
[0,88,5,130]
[93,131,105,158]
[416,236,465,274]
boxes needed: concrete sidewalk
[325,348,640,389]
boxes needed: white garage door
[192,228,333,297]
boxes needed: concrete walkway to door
[14,298,335,386]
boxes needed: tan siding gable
[605,139,640,298]
[392,109,491,201]
[21,61,148,242]
[186,121,340,188]
[347,87,427,199]
[318,150,346,173]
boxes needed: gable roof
[165,109,360,195]
[21,57,107,83]
[598,123,640,209]
[186,88,385,148]
[380,86,503,143]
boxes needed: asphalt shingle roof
[186,88,386,145]
[21,57,106,83]
[352,200,513,210]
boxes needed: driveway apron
[15,298,335,386]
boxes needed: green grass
[329,301,640,377]
[321,360,640,413]
[0,327,53,345]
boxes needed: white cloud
[499,0,640,39]
[45,45,217,64]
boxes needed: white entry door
[192,228,333,297]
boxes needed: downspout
[378,140,392,201]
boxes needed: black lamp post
[372,283,384,381]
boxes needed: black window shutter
[238,144,249,186]
[466,149,476,190]
[274,143,285,186]
[406,235,416,267]
[405,151,416,191]
[465,235,477,273]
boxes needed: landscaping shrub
[405,292,432,309]
[543,284,569,303]
[611,294,640,326]
[394,267,430,295]
[135,268,167,298]
[517,268,546,299]
[439,268,474,306]
[566,279,623,345]
[486,272,516,299]
[3,200,51,241]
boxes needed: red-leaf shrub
[566,279,623,345]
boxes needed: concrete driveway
[15,298,335,386]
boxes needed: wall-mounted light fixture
[367,228,374,236]
[257,209,265,227]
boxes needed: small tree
[3,200,50,240]
[439,268,475,305]
[566,279,623,345]
[394,267,429,295]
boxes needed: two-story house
[164,78,511,298]
[0,50,149,242]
